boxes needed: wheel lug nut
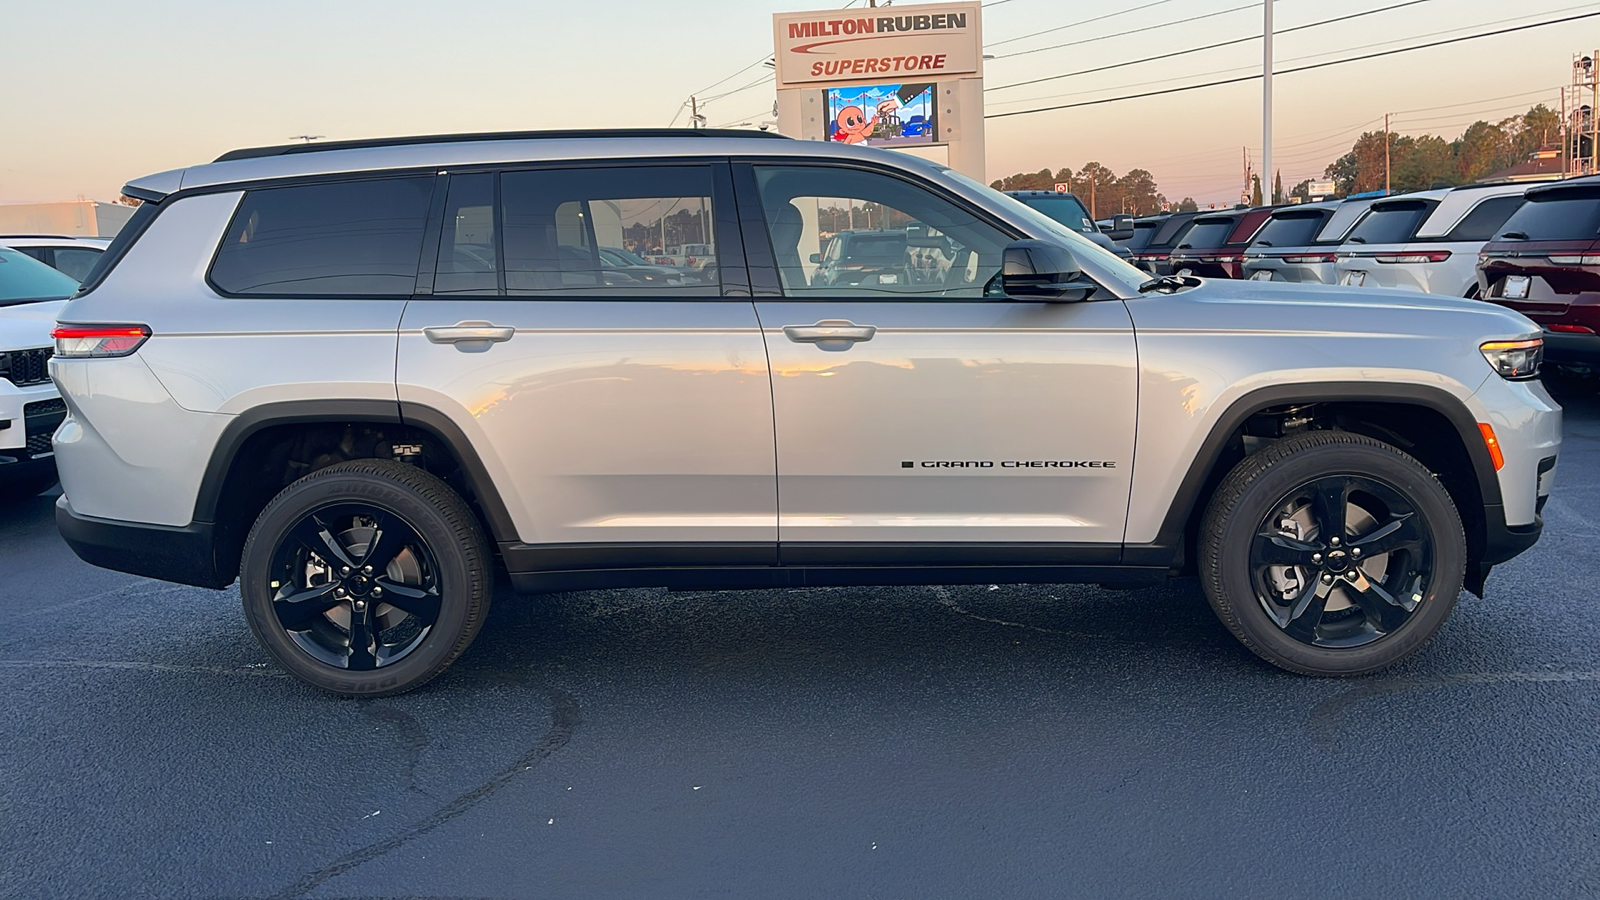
[1351,547,1362,557]
[1322,574,1334,583]
[340,566,351,575]
[1329,536,1340,546]
[1311,553,1322,564]
[363,565,373,574]
[371,587,382,596]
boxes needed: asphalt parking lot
[1,384,1597,900]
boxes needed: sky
[1,0,1592,207]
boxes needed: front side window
[753,165,1011,298]
[500,166,721,297]
[211,176,434,296]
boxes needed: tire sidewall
[240,467,481,695]
[1208,440,1466,674]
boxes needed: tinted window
[753,164,1012,299]
[52,247,103,281]
[1017,195,1095,233]
[0,247,80,306]
[1176,218,1237,249]
[501,166,720,297]
[1496,192,1600,240]
[1347,201,1434,245]
[1443,195,1526,242]
[1124,221,1161,251]
[14,247,49,263]
[1252,211,1329,248]
[1150,215,1193,247]
[211,177,433,296]
[435,173,497,295]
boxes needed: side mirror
[809,253,821,264]
[1002,240,1095,302]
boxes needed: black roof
[215,128,791,163]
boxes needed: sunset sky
[3,0,1591,206]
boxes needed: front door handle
[782,319,877,351]
[423,321,516,353]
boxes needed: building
[0,200,135,237]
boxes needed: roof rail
[214,128,792,163]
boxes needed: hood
[0,299,64,351]
[1130,278,1539,342]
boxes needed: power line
[986,9,1600,119]
[989,0,1437,93]
[990,2,1258,61]
[988,0,1185,48]
[1388,86,1560,116]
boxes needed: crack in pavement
[929,585,1104,639]
[267,686,582,900]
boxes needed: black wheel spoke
[289,514,357,571]
[273,581,342,630]
[1350,513,1423,556]
[1255,532,1318,566]
[358,511,413,573]
[346,602,379,670]
[1282,577,1334,643]
[1310,477,1350,542]
[375,579,441,621]
[1345,571,1412,633]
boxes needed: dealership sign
[772,1,983,88]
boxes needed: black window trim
[730,156,1113,304]
[204,171,442,301]
[73,200,164,297]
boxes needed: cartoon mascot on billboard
[833,97,902,144]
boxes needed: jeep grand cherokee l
[52,129,1561,695]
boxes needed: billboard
[773,1,982,88]
[824,82,936,146]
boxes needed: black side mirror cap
[1002,240,1095,302]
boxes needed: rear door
[396,161,777,565]
[737,161,1137,564]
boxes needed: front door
[397,162,777,567]
[739,162,1138,564]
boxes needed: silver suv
[51,130,1562,695]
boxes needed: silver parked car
[1241,197,1379,284]
[52,129,1560,695]
[1335,183,1529,297]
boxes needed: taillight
[1548,323,1596,334]
[51,324,150,358]
[1373,251,1452,264]
[1282,254,1338,264]
[1547,254,1600,265]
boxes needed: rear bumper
[55,496,230,589]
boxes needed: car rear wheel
[1199,431,1466,675]
[239,460,491,696]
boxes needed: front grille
[26,432,52,456]
[22,396,66,458]
[1,348,53,387]
[24,397,66,417]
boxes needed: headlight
[1479,338,1542,380]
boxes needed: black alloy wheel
[1200,431,1466,676]
[1250,474,1432,648]
[267,503,442,671]
[240,460,490,696]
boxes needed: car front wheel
[239,460,491,696]
[1199,431,1466,675]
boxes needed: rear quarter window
[210,176,434,296]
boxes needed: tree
[1250,174,1263,207]
[1177,197,1199,213]
[1119,168,1162,216]
[1290,179,1312,202]
[1394,134,1457,191]
[1272,171,1283,205]
[1454,120,1511,182]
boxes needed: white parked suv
[1,235,112,282]
[0,248,76,499]
[51,130,1561,695]
[1335,184,1530,296]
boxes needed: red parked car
[1478,177,1600,379]
[1165,207,1277,279]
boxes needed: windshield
[0,247,81,306]
[601,247,651,266]
[937,168,1149,292]
[1496,192,1600,241]
[842,233,906,262]
[1252,211,1331,248]
[1015,196,1096,234]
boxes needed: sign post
[773,2,985,179]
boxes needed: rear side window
[1251,211,1330,248]
[1347,201,1435,245]
[500,165,721,297]
[1496,191,1600,240]
[1443,195,1526,242]
[210,177,434,296]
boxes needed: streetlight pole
[1262,0,1273,205]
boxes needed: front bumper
[56,496,230,589]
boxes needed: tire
[239,459,491,696]
[1199,431,1466,676]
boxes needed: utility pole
[1384,112,1391,194]
[689,96,706,129]
[1089,176,1096,219]
[1262,0,1273,207]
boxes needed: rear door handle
[782,320,877,351]
[423,321,516,352]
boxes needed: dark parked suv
[1478,177,1600,377]
[1167,207,1275,279]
